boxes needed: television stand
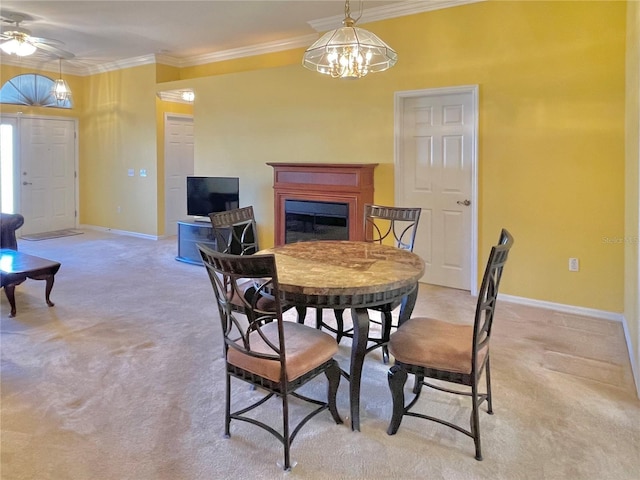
[176,220,217,265]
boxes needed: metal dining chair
[198,245,343,471]
[317,204,422,363]
[386,229,514,460]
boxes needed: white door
[20,117,77,235]
[164,114,194,236]
[396,86,478,293]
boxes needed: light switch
[139,169,147,177]
[128,169,134,177]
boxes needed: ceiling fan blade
[28,36,63,46]
[32,41,74,59]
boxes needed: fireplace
[285,199,349,243]
[267,163,378,246]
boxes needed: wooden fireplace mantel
[267,162,378,246]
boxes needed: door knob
[22,181,32,186]
[457,199,471,206]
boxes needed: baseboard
[621,315,640,398]
[498,293,624,322]
[79,224,162,241]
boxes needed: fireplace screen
[285,199,349,244]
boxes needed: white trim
[620,315,640,397]
[0,54,158,77]
[80,224,161,241]
[498,293,624,322]
[395,85,479,296]
[309,0,484,32]
[177,35,318,67]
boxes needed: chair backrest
[472,229,514,367]
[209,206,259,256]
[363,204,421,251]
[0,213,25,250]
[198,244,286,371]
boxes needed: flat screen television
[187,176,239,219]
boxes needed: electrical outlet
[569,258,579,272]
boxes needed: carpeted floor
[1,230,638,479]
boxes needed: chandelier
[302,0,397,79]
[52,58,72,102]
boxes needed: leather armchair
[0,213,25,250]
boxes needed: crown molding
[0,0,483,76]
[176,34,318,67]
[0,53,158,76]
[308,0,484,32]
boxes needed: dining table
[257,240,425,431]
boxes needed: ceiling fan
[0,11,74,59]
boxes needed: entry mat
[21,229,84,241]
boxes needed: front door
[19,117,77,235]
[164,114,194,236]
[396,86,478,292]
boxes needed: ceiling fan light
[0,38,36,56]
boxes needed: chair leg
[485,356,493,415]
[282,391,292,470]
[296,306,307,324]
[471,381,482,461]
[315,308,323,329]
[387,365,408,435]
[334,309,345,343]
[325,360,344,424]
[224,373,231,438]
[413,374,424,394]
[381,310,393,364]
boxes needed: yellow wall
[79,64,158,235]
[163,0,625,311]
[2,1,629,316]
[625,0,640,393]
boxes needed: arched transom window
[0,73,72,109]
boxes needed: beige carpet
[1,230,638,479]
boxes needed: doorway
[164,114,194,236]
[0,115,77,235]
[395,86,478,294]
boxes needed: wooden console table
[267,163,377,246]
[0,249,61,317]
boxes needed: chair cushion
[388,317,486,375]
[227,321,338,383]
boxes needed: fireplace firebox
[285,199,349,244]
[268,163,378,246]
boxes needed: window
[0,73,72,108]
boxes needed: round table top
[257,241,424,306]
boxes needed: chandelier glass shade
[52,59,72,102]
[302,1,397,79]
[0,37,37,56]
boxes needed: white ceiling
[0,1,477,75]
